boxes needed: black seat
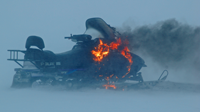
[25,36,45,50]
[43,50,56,61]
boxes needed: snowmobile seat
[24,48,56,61]
[43,50,56,61]
[25,36,45,50]
[24,48,43,60]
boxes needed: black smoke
[118,19,200,70]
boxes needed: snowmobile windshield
[84,28,105,40]
[85,18,116,40]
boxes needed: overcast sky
[1,0,199,50]
[0,0,199,84]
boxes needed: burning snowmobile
[8,18,168,89]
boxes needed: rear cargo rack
[7,50,40,69]
[8,50,26,60]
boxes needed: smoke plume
[118,19,200,71]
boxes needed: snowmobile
[8,18,168,90]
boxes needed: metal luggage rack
[7,50,40,69]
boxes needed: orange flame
[110,38,121,50]
[110,74,114,78]
[121,46,133,78]
[91,38,133,78]
[91,39,110,62]
[102,75,117,89]
[103,84,116,89]
[103,75,117,89]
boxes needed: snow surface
[1,83,200,112]
[1,0,200,112]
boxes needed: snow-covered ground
[1,1,200,112]
[1,81,200,112]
